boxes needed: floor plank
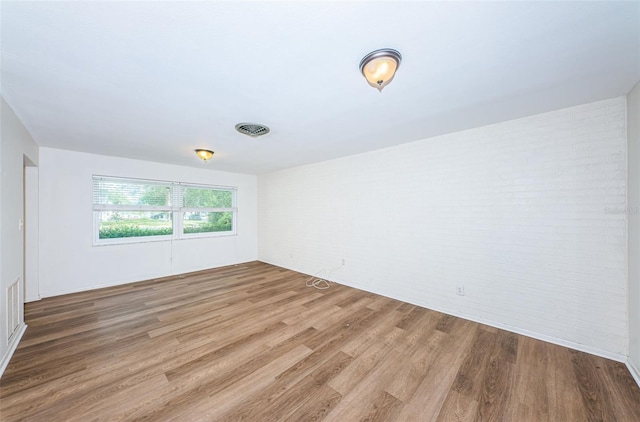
[1,261,639,421]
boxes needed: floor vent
[7,278,20,341]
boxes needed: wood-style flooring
[1,261,639,421]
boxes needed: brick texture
[258,97,628,358]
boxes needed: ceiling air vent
[235,123,270,137]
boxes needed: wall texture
[24,166,39,302]
[259,97,628,359]
[628,81,640,381]
[0,97,39,374]
[38,148,258,297]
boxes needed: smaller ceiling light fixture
[359,48,402,92]
[195,149,214,161]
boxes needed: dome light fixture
[359,48,402,92]
[195,149,214,161]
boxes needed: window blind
[92,175,238,243]
[92,176,174,211]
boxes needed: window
[92,176,237,244]
[182,185,234,235]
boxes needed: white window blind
[92,177,174,211]
[92,176,237,244]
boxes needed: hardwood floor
[1,261,639,421]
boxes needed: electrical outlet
[456,285,465,296]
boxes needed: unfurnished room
[1,1,640,421]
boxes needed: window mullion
[173,184,183,239]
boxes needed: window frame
[92,175,237,246]
[179,182,238,240]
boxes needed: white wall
[628,81,640,381]
[0,97,39,374]
[38,148,258,297]
[259,97,629,360]
[24,166,39,302]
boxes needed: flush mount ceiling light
[359,48,402,92]
[195,149,214,161]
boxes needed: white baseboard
[257,260,628,363]
[627,358,640,388]
[41,280,142,299]
[39,272,169,298]
[448,310,627,362]
[371,286,626,362]
[0,323,27,379]
[346,278,627,362]
[39,261,255,299]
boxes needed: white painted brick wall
[258,97,628,359]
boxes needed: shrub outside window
[92,176,237,245]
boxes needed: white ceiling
[2,1,639,175]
